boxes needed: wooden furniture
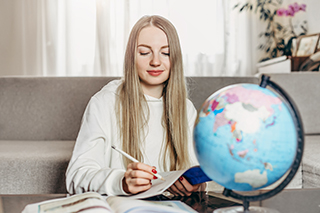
[291,56,309,71]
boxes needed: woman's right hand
[122,162,157,194]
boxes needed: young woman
[66,15,204,197]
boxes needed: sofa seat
[1,136,311,194]
[0,140,75,194]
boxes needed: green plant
[234,0,307,61]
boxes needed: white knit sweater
[66,80,198,195]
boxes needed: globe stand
[214,74,304,213]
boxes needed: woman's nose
[150,54,161,66]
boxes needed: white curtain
[0,0,258,76]
[226,0,261,76]
[0,1,59,76]
[95,0,256,76]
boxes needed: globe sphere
[194,84,297,191]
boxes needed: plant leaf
[276,22,283,31]
[267,22,271,30]
[239,3,248,12]
[233,3,240,9]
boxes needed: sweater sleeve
[66,94,128,196]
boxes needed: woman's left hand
[166,176,206,197]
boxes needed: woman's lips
[147,70,163,76]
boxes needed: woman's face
[136,26,170,96]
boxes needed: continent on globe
[235,169,268,188]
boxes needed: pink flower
[287,5,295,16]
[276,3,307,17]
[288,4,295,12]
[276,8,286,16]
[276,8,285,16]
[300,4,306,11]
[292,2,300,12]
[285,8,295,17]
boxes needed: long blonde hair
[116,15,190,171]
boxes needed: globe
[193,75,304,212]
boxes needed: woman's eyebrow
[137,44,169,49]
[137,44,151,49]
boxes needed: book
[256,56,291,74]
[22,192,197,213]
[256,56,287,67]
[128,165,211,199]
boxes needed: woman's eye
[162,52,170,56]
[140,52,150,56]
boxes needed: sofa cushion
[0,140,75,194]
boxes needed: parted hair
[116,15,191,171]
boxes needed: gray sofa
[0,73,319,194]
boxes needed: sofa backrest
[0,77,119,140]
[190,73,320,135]
[0,76,260,141]
[267,73,320,135]
[1,74,317,140]
[187,76,259,110]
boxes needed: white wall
[305,0,320,34]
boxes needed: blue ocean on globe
[194,84,297,191]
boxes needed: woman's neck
[141,84,164,99]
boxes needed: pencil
[111,145,165,181]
